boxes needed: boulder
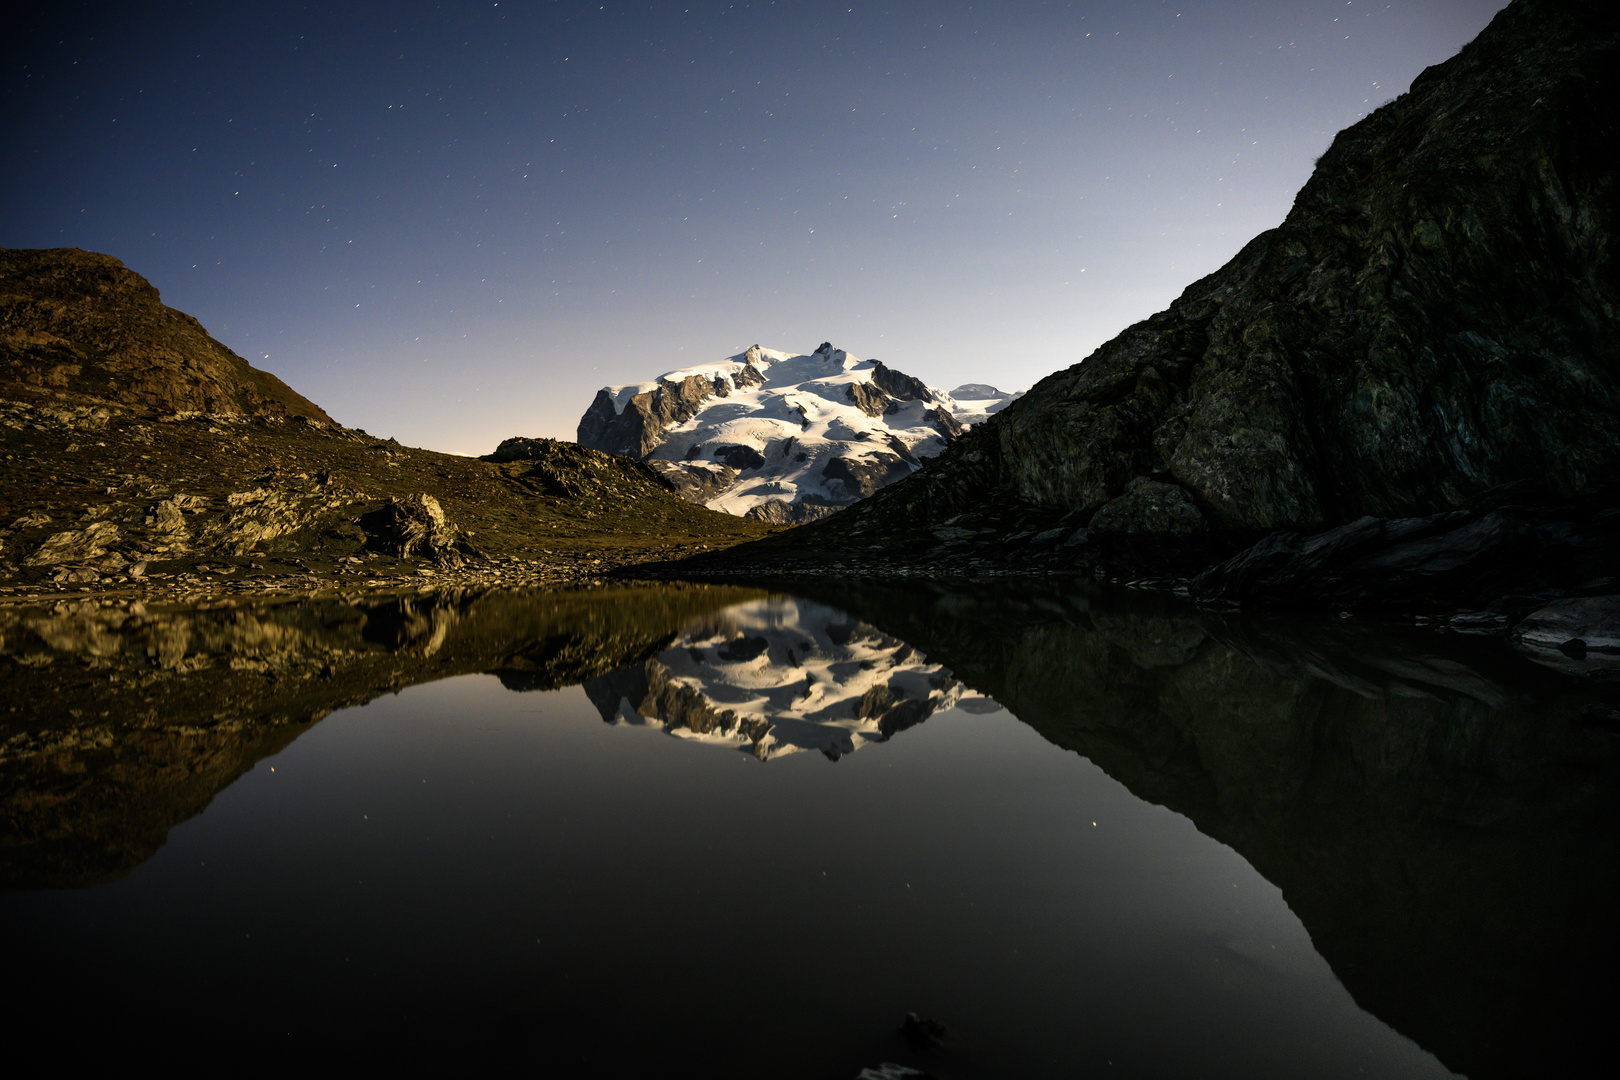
[1515,596,1620,655]
[366,493,470,565]
[1513,596,1620,677]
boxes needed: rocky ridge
[711,0,1620,617]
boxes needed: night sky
[3,1,1506,454]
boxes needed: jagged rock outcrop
[777,0,1620,601]
[0,248,333,422]
[869,360,934,403]
[576,372,725,459]
[742,497,840,525]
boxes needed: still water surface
[2,583,1615,1076]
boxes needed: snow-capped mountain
[576,342,1020,523]
[581,596,1001,760]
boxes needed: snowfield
[580,596,1002,760]
[576,343,1020,522]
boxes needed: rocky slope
[1,248,333,422]
[727,0,1620,608]
[571,342,1017,523]
[0,251,778,598]
[0,399,774,597]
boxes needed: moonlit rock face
[577,344,1019,521]
[581,597,997,760]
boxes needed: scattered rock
[24,521,120,566]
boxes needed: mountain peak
[575,343,1018,522]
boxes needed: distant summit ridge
[574,342,1017,523]
[0,248,332,423]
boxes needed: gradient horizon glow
[2,1,1507,454]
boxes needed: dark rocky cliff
[1,248,334,422]
[768,0,1620,582]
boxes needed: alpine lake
[3,578,1615,1078]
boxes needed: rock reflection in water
[0,585,766,889]
[785,579,1620,1080]
[3,579,1617,1077]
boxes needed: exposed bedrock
[742,497,839,525]
[822,452,912,500]
[793,0,1620,602]
[646,459,738,503]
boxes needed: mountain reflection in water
[2,581,1616,1077]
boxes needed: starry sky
[2,0,1507,454]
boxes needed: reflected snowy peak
[583,597,997,760]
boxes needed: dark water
[2,582,1616,1077]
